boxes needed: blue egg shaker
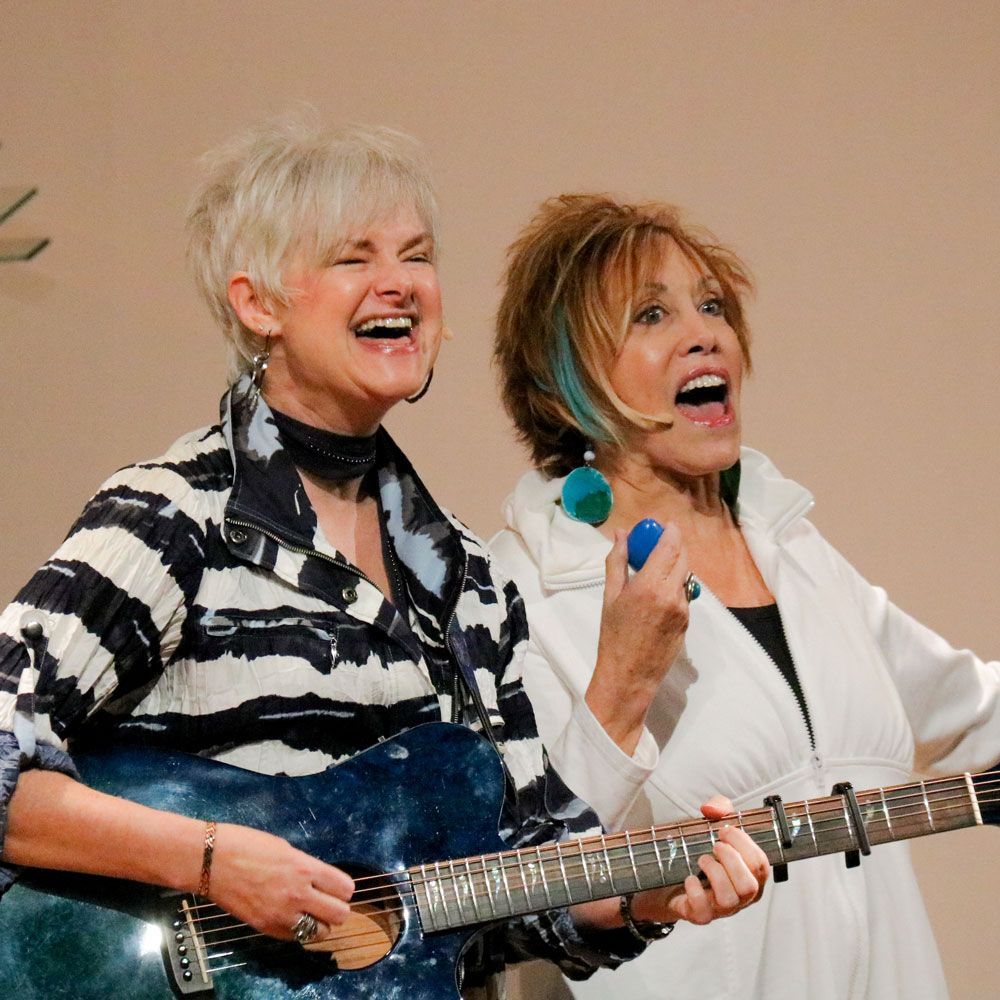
[627,518,664,571]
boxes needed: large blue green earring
[561,446,613,524]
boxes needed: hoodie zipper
[702,583,817,752]
[543,567,819,758]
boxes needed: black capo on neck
[832,781,872,868]
[763,794,794,882]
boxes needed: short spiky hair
[494,194,754,477]
[186,113,439,383]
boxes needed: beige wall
[2,1,998,992]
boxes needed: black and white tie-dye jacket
[0,375,643,986]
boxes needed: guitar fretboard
[411,772,984,932]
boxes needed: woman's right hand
[5,770,356,945]
[207,823,355,942]
[586,523,690,755]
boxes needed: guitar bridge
[162,893,215,995]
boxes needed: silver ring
[683,572,702,602]
[291,912,319,945]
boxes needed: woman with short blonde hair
[187,117,440,381]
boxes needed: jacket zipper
[443,549,505,755]
[225,516,380,589]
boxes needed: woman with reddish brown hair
[490,193,1000,1000]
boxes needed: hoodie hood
[499,446,814,590]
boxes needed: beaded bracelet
[619,894,675,944]
[198,821,217,897]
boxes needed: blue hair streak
[550,306,611,445]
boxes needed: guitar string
[193,800,1000,975]
[183,780,1000,928]
[182,774,1000,928]
[180,791,999,969]
[177,766,1000,981]
[192,793,997,973]
[181,784,999,944]
[182,796,1000,960]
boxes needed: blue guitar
[1,721,997,998]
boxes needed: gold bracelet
[198,821,217,897]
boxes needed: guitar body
[0,723,508,999]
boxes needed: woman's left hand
[630,796,769,926]
[571,795,768,935]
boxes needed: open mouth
[674,373,731,426]
[354,315,416,344]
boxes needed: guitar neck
[412,770,996,933]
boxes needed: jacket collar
[220,376,467,637]
[500,446,814,591]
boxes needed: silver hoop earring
[250,333,271,399]
[405,367,434,404]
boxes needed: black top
[728,603,815,747]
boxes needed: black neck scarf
[270,408,378,482]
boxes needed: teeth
[356,316,414,334]
[679,373,726,394]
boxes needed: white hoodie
[490,447,1000,1000]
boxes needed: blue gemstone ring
[684,572,702,602]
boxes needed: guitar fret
[888,789,925,837]
[966,773,984,825]
[600,838,618,895]
[554,841,574,904]
[650,830,667,884]
[678,825,694,876]
[464,857,483,921]
[515,851,531,911]
[449,858,474,924]
[768,811,785,864]
[802,800,818,854]
[447,859,459,921]
[920,779,935,831]
[839,797,854,847]
[498,853,515,915]
[434,861,452,925]
[418,863,437,930]
[535,845,554,907]
[480,855,498,918]
[580,840,595,897]
[624,831,641,892]
[879,787,892,838]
